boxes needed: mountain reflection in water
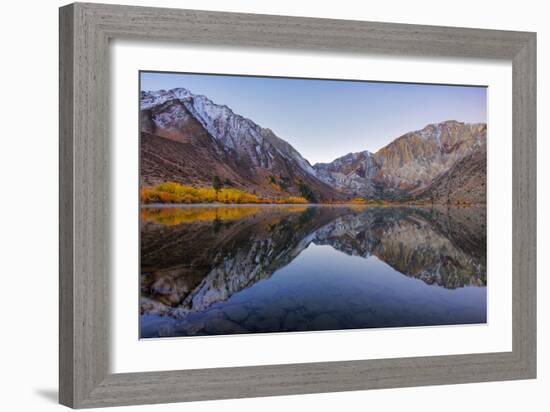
[140,205,486,338]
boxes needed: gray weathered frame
[59,2,536,408]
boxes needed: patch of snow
[141,87,322,177]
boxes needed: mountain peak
[140,87,341,200]
[313,120,486,199]
[140,87,486,204]
[314,150,373,168]
[170,87,193,99]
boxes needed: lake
[140,204,486,338]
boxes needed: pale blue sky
[141,71,487,164]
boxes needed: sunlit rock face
[313,121,487,201]
[140,205,486,333]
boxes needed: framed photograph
[59,2,536,408]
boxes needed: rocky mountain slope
[412,146,487,205]
[314,150,381,197]
[313,121,487,201]
[141,88,486,204]
[140,88,342,202]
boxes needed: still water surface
[140,205,486,338]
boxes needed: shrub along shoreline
[140,182,309,205]
[140,182,486,207]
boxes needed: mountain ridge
[141,87,341,202]
[140,88,487,204]
[313,120,486,200]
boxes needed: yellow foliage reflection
[141,205,309,226]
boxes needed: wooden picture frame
[59,2,536,408]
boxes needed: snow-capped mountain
[140,88,341,201]
[140,87,487,204]
[142,88,318,172]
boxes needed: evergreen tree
[212,175,222,193]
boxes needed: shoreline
[141,202,487,209]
